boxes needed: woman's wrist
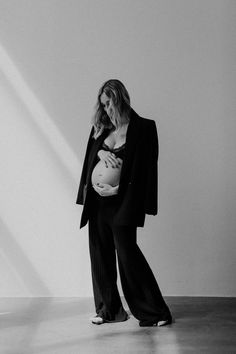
[112,185,119,195]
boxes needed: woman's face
[100,92,116,125]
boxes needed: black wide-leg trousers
[88,195,172,324]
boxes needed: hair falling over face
[92,79,131,138]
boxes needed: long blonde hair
[92,79,131,139]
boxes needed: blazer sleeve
[76,126,94,205]
[144,120,159,215]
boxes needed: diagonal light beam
[0,43,80,182]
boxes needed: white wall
[0,0,235,297]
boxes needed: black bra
[102,141,126,159]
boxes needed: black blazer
[76,108,159,229]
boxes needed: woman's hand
[93,183,119,196]
[98,150,121,168]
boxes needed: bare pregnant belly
[91,160,122,187]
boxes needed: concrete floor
[0,297,235,354]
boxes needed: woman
[76,79,172,327]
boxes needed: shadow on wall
[0,43,80,183]
[0,43,92,297]
[0,217,50,296]
[0,217,52,353]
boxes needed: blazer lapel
[119,109,141,185]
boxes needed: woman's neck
[113,121,129,133]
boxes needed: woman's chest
[104,125,128,149]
